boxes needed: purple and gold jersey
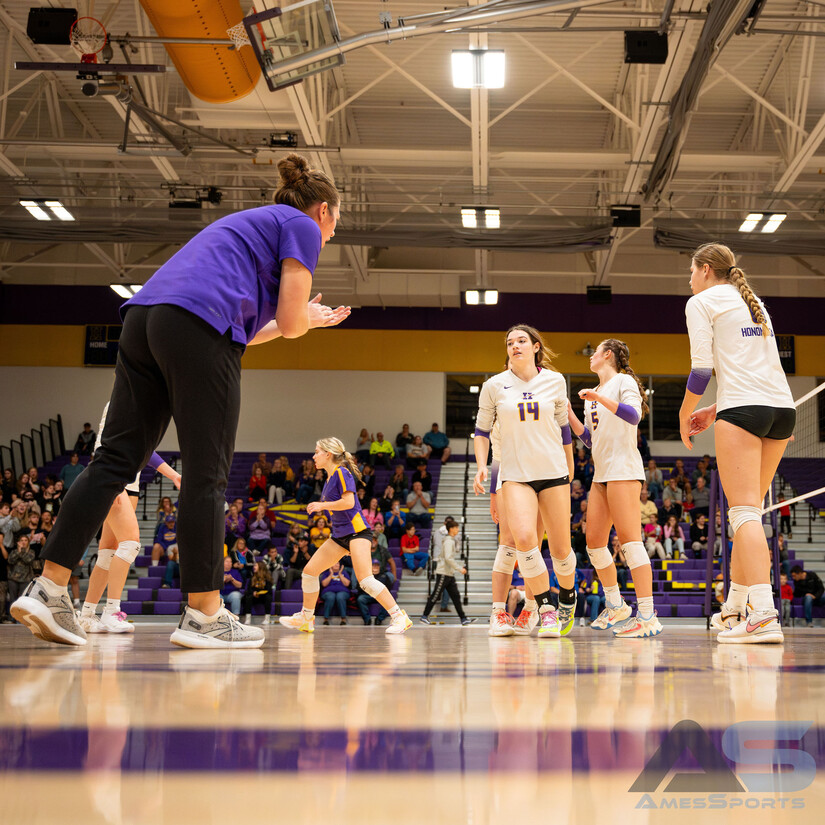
[322,465,368,538]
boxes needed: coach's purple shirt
[122,204,321,345]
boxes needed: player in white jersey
[568,339,662,638]
[77,402,181,634]
[474,325,577,637]
[680,243,795,644]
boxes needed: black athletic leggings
[42,305,243,592]
[423,574,466,619]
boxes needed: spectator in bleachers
[691,459,710,488]
[406,481,432,529]
[267,458,289,505]
[778,496,792,537]
[295,460,316,504]
[395,424,414,451]
[640,487,658,527]
[637,430,650,464]
[692,476,710,520]
[358,463,376,500]
[355,429,373,464]
[309,515,331,549]
[681,483,695,521]
[320,562,351,625]
[7,534,36,607]
[572,516,588,568]
[790,565,825,628]
[220,555,244,615]
[243,561,273,625]
[1,501,21,552]
[610,534,628,589]
[251,453,272,479]
[581,568,605,626]
[572,499,587,528]
[59,453,84,490]
[644,515,666,560]
[405,435,430,469]
[663,476,683,506]
[247,501,274,554]
[248,467,268,503]
[152,512,178,566]
[690,514,709,558]
[230,536,254,576]
[74,422,96,456]
[39,484,60,518]
[645,460,664,500]
[658,493,682,525]
[570,479,587,512]
[401,523,428,574]
[370,432,395,468]
[1,468,16,503]
[51,480,65,513]
[285,522,308,554]
[713,510,725,557]
[410,460,432,494]
[224,503,247,548]
[378,484,395,514]
[776,533,790,575]
[670,459,688,490]
[663,514,686,559]
[15,473,35,500]
[308,467,326,503]
[779,572,793,624]
[573,447,590,487]
[423,423,451,464]
[388,465,409,502]
[263,546,286,590]
[361,497,384,530]
[370,527,396,585]
[156,496,177,525]
[356,488,366,509]
[357,559,392,625]
[38,510,54,548]
[385,498,406,539]
[17,511,46,566]
[279,456,296,487]
[507,563,526,616]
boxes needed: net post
[704,469,719,622]
[769,480,782,620]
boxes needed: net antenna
[70,16,108,64]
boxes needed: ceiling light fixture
[761,213,787,233]
[461,208,477,229]
[19,199,75,221]
[469,385,480,394]
[44,200,75,221]
[451,49,505,89]
[464,289,498,306]
[109,284,143,299]
[738,213,763,232]
[460,206,501,229]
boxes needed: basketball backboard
[243,0,344,92]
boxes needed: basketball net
[70,16,107,64]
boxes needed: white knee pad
[492,544,517,575]
[517,548,547,579]
[95,546,116,571]
[302,572,320,594]
[114,540,141,565]
[622,541,650,570]
[586,545,613,570]
[728,505,763,535]
[551,550,577,578]
[359,575,385,599]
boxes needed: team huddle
[5,146,794,650]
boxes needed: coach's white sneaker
[171,604,265,649]
[717,609,783,644]
[488,608,515,637]
[100,609,135,634]
[10,578,87,646]
[591,600,632,630]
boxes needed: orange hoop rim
[69,16,108,57]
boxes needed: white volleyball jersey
[97,402,141,492]
[476,368,570,483]
[685,283,793,412]
[583,373,645,483]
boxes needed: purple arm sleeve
[579,427,592,448]
[616,403,641,426]
[147,452,165,471]
[474,428,491,438]
[686,368,712,395]
[490,464,498,490]
[560,425,572,445]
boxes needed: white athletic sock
[748,583,775,613]
[524,598,537,612]
[151,560,159,567]
[604,585,622,609]
[637,596,654,618]
[187,606,221,622]
[301,607,315,619]
[104,598,121,614]
[38,576,68,597]
[389,604,402,618]
[727,582,748,614]
[492,601,506,612]
[81,602,97,617]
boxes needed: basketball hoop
[70,16,107,64]
[227,21,252,50]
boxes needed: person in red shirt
[248,467,267,503]
[401,523,429,574]
[778,496,792,537]
[780,572,794,624]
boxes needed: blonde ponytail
[316,437,363,482]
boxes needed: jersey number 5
[591,401,600,431]
[517,401,540,422]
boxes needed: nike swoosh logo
[746,618,775,633]
[504,386,512,389]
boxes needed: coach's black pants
[43,305,243,593]
[423,575,465,620]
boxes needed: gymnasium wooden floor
[1,623,823,824]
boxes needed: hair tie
[727,266,734,275]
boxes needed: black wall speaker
[587,286,613,305]
[624,31,668,64]
[27,8,78,45]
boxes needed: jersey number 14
[517,401,540,421]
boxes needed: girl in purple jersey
[11,154,350,650]
[280,437,412,635]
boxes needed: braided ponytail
[600,338,649,418]
[692,242,769,338]
[316,437,363,483]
